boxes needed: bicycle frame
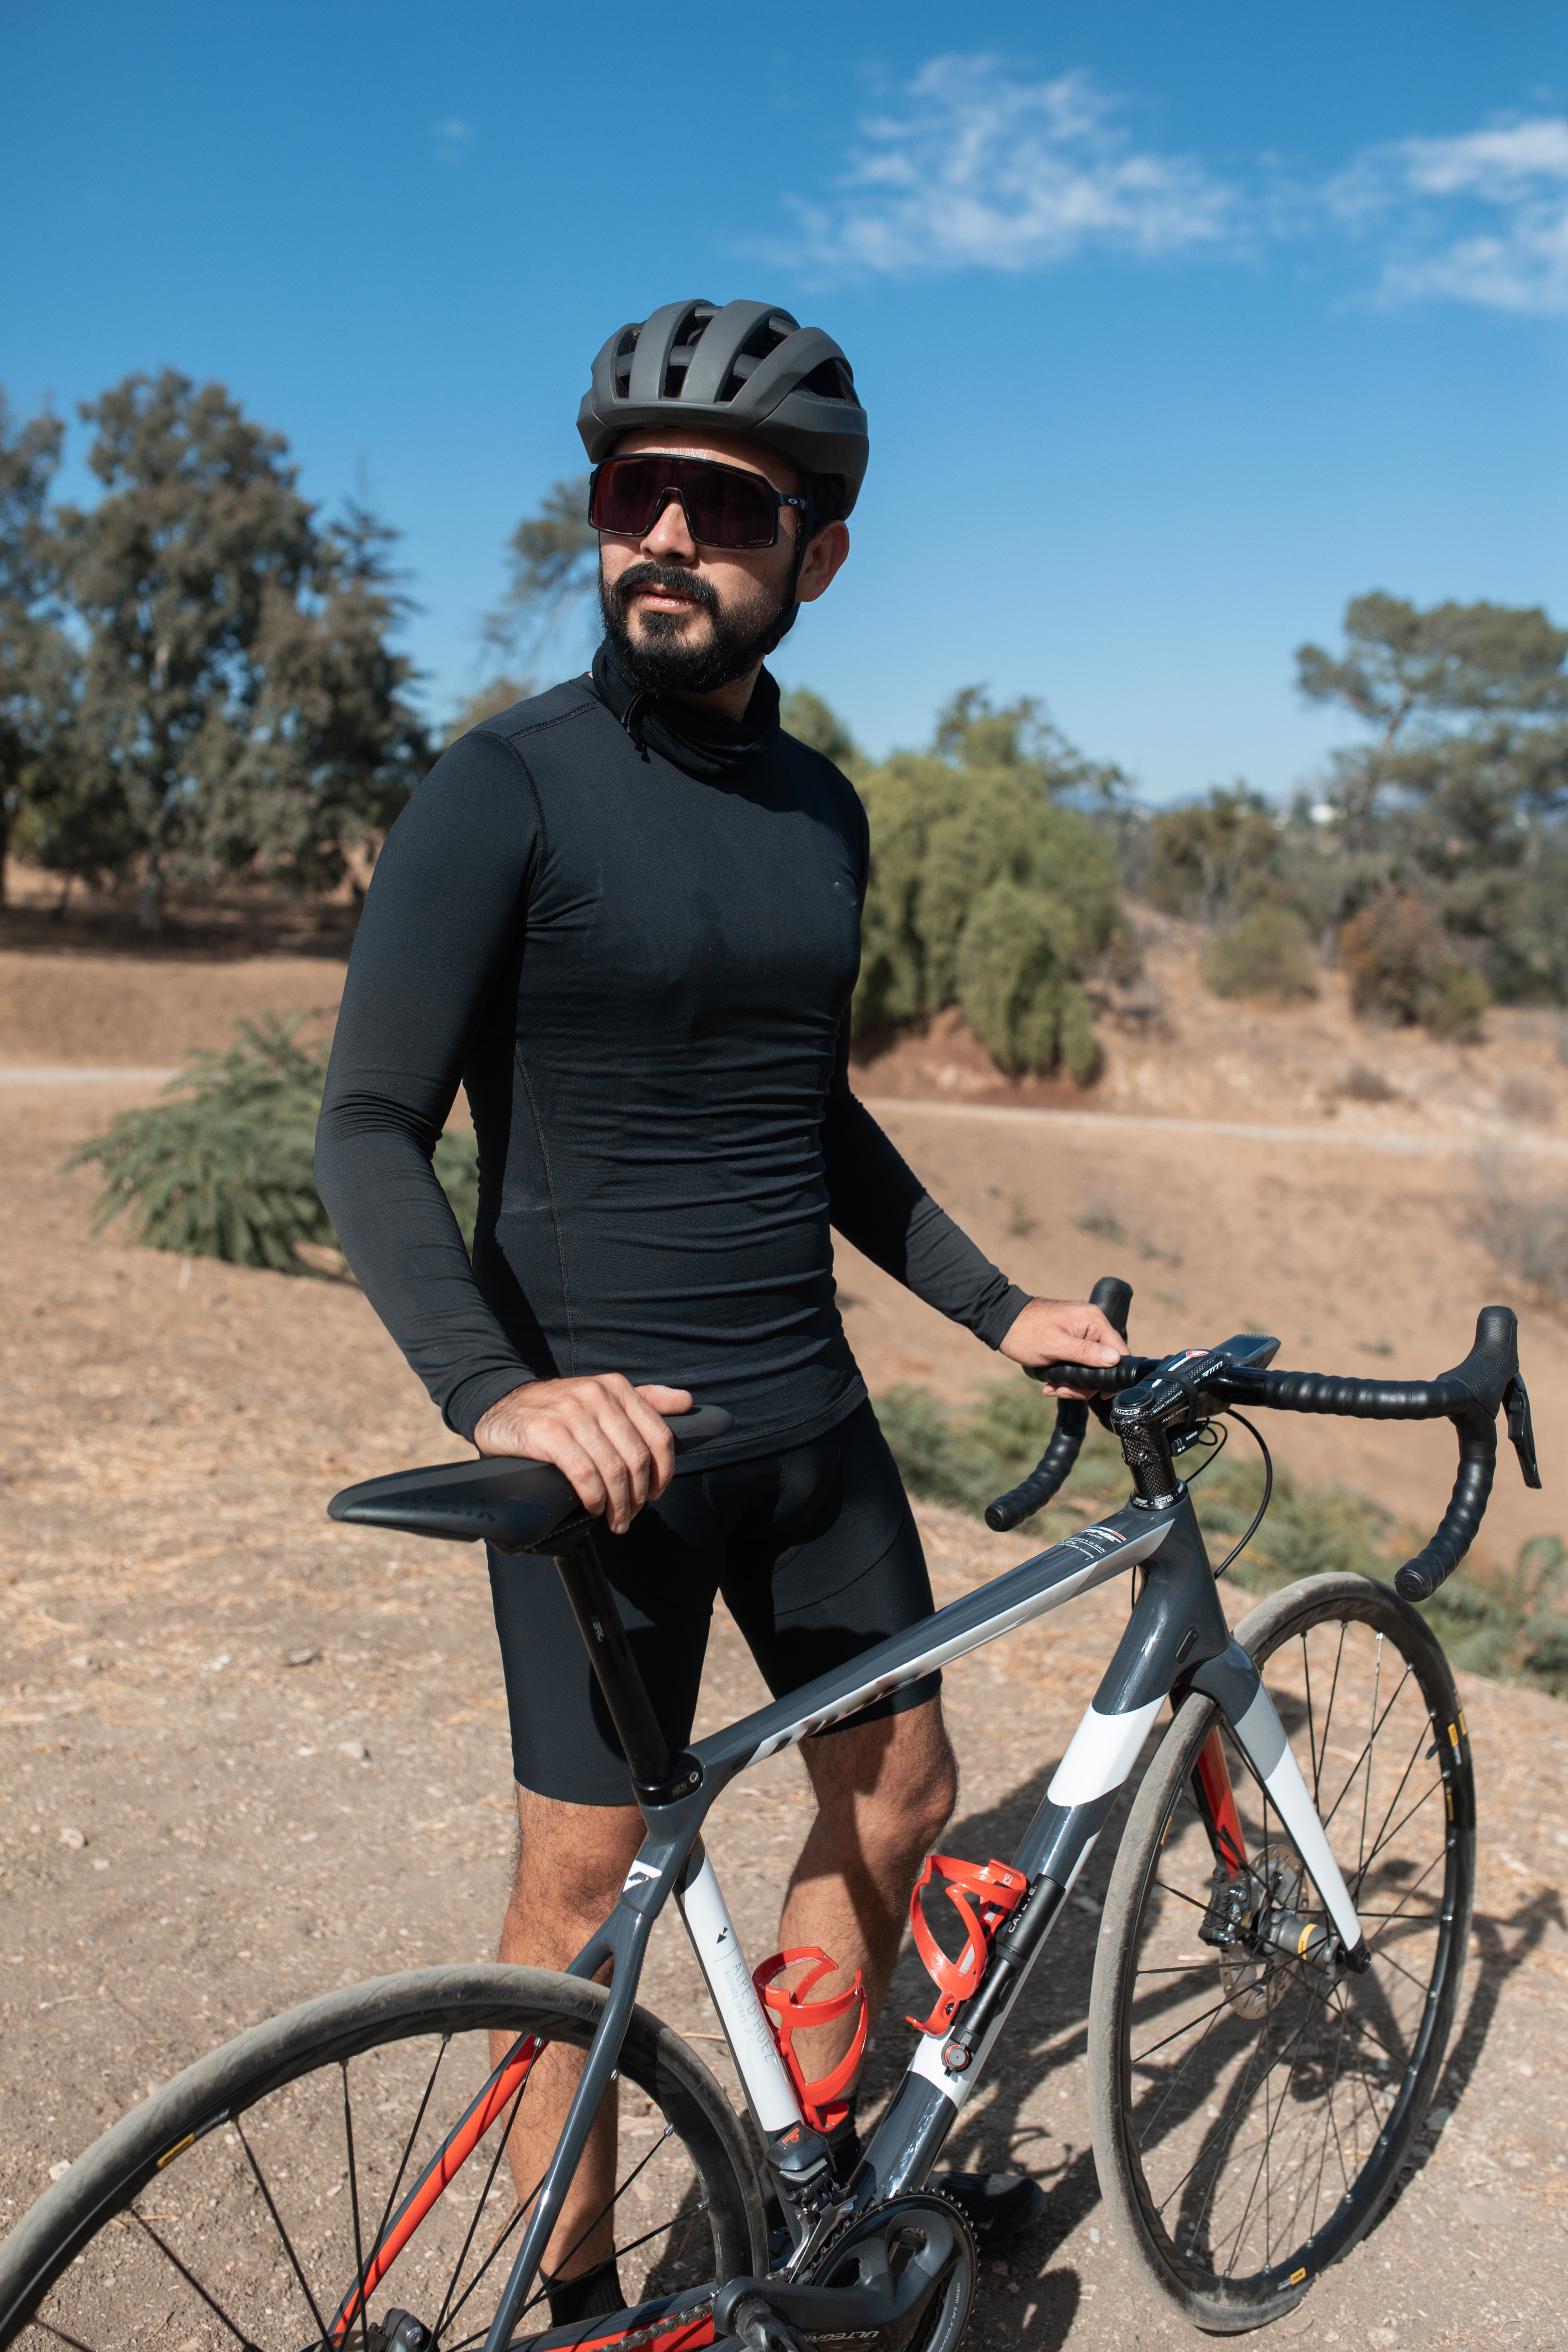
[463,1485,1369,2352]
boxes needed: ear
[796,519,850,605]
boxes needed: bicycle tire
[1088,1574,1475,2332]
[0,1964,767,2352]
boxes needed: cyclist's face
[597,427,847,667]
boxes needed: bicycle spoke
[1351,1720,1433,1891]
[34,2323,103,2352]
[1354,1779,1443,1888]
[129,2216,260,2351]
[342,2063,370,2352]
[235,2115,334,2348]
[370,2034,453,2286]
[429,2073,537,2341]
[1318,1663,1414,1839]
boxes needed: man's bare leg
[777,1697,958,2087]
[493,1787,644,2281]
[493,1699,953,2278]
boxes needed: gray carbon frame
[478,1488,1365,2351]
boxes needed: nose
[641,489,699,563]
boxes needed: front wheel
[1088,1574,1475,2332]
[0,1965,767,2352]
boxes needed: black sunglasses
[588,453,808,551]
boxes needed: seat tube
[551,1531,674,1791]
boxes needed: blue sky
[4,1,1566,801]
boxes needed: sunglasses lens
[590,456,778,548]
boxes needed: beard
[598,557,799,695]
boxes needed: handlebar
[985,1278,1130,1533]
[988,1284,1541,1604]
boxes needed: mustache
[605,561,719,618]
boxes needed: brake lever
[1505,1373,1542,1489]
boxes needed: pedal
[726,2293,818,2352]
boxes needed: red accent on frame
[751,1947,868,2133]
[904,1854,1027,2037]
[540,2316,717,2352]
[331,2034,544,2342]
[1194,1728,1248,1880]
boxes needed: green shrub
[1201,903,1318,1002]
[1147,786,1280,923]
[853,690,1125,1079]
[873,1380,1122,1520]
[1421,958,1492,1042]
[956,880,1101,1080]
[67,1013,479,1273]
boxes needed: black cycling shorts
[487,1399,940,1805]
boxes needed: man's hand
[473,1374,694,1536]
[998,1297,1126,1399]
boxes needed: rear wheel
[0,1965,766,2352]
[1089,1575,1475,2332]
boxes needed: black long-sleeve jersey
[314,650,1029,1467]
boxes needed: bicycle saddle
[326,1405,734,1556]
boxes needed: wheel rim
[9,2004,747,2352]
[1115,1595,1469,2295]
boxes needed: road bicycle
[0,1278,1542,2350]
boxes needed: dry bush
[1340,887,1490,1041]
[1480,1183,1568,1308]
[1337,1063,1399,1104]
[1498,1073,1556,1125]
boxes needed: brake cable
[1212,1409,1273,1578]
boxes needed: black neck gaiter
[590,642,781,784]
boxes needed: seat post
[552,1531,675,1793]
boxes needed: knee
[902,1740,958,1850]
[505,1790,642,1941]
[858,1719,958,1859]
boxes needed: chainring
[796,2191,978,2352]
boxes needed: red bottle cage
[905,1854,1028,2037]
[752,1947,868,2133]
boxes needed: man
[315,296,1123,2319]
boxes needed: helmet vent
[663,304,716,396]
[799,357,857,405]
[613,324,640,393]
[717,313,795,405]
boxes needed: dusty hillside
[854,912,1568,1147]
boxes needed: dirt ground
[2,1065,1565,2350]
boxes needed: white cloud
[432,117,477,167]
[1327,117,1568,314]
[776,58,1234,278]
[767,61,1568,319]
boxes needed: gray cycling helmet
[577,298,868,515]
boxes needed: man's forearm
[821,1089,1029,1344]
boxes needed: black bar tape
[1029,1355,1155,1392]
[1395,1412,1498,1602]
[985,1401,1089,1533]
[1248,1368,1474,1420]
[1089,1274,1134,1342]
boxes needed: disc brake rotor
[1221,1840,1305,2020]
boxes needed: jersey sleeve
[314,729,546,1439]
[820,1013,1030,1347]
